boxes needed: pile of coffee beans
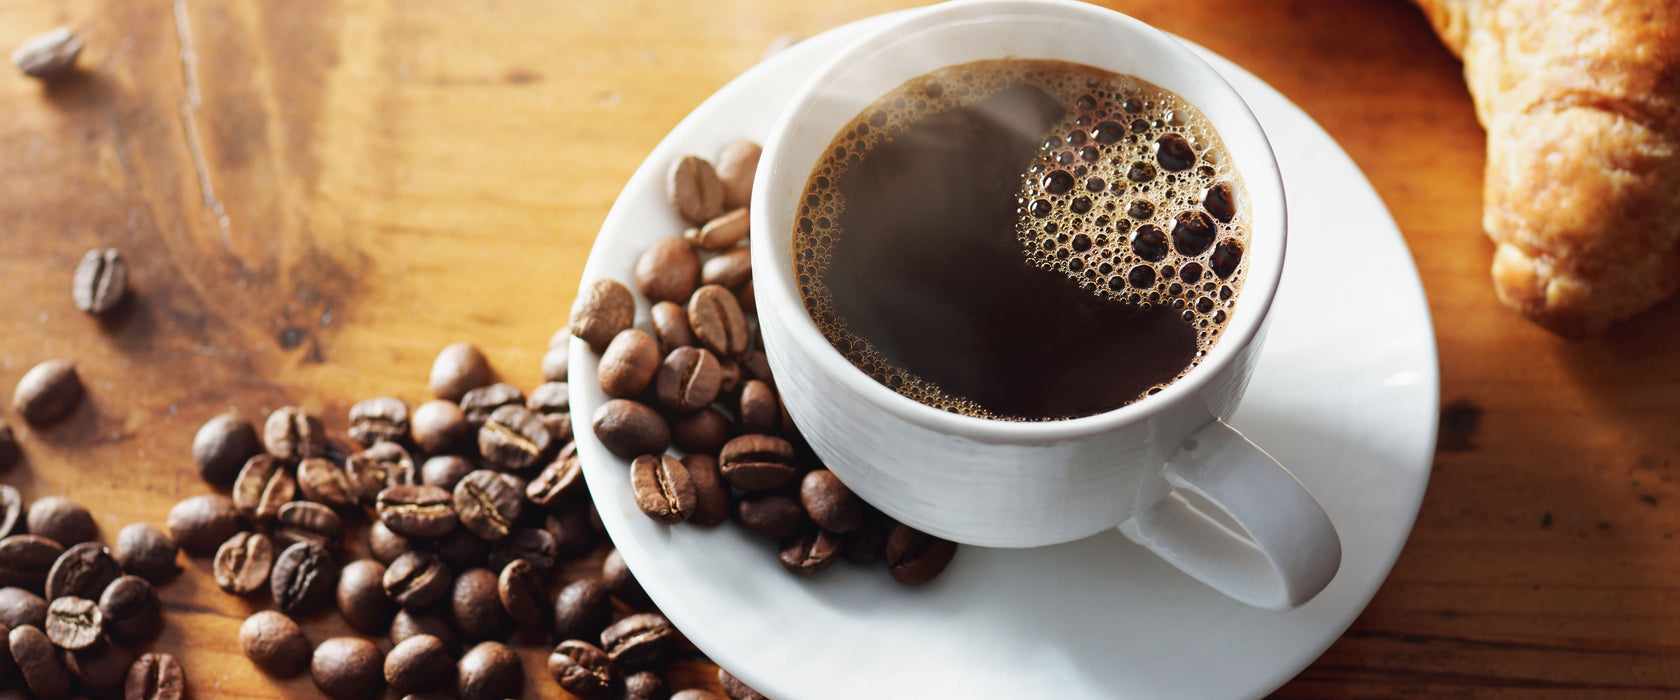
[572,141,958,586]
[0,484,185,699]
[177,339,772,699]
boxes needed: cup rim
[752,0,1286,442]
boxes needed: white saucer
[571,13,1438,699]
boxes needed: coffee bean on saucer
[412,400,470,455]
[349,396,409,447]
[636,237,701,304]
[601,613,677,669]
[733,493,807,540]
[233,455,296,522]
[800,469,863,533]
[12,359,83,426]
[274,501,345,551]
[571,279,636,354]
[461,383,525,428]
[337,559,396,634]
[687,284,749,358]
[263,406,327,462]
[0,421,18,472]
[127,652,186,700]
[0,586,46,629]
[670,409,732,455]
[271,541,336,615]
[11,624,71,700]
[451,568,510,642]
[99,575,161,644]
[650,300,694,352]
[667,154,724,225]
[700,245,752,289]
[842,510,891,566]
[592,399,671,458]
[454,470,524,541]
[676,454,729,528]
[391,609,461,656]
[621,670,670,700]
[378,485,458,538]
[298,457,358,511]
[457,641,522,700]
[28,495,98,546]
[72,247,128,315]
[45,596,103,650]
[737,380,779,435]
[421,455,476,492]
[65,640,134,696]
[384,551,451,611]
[166,494,242,557]
[552,577,613,642]
[430,342,493,402]
[478,405,551,471]
[192,411,262,486]
[719,668,770,700]
[719,434,797,491]
[348,441,418,504]
[0,534,64,590]
[311,637,385,700]
[240,610,311,678]
[630,455,696,525]
[655,346,722,414]
[599,330,661,400]
[527,451,584,508]
[779,529,842,576]
[601,549,650,607]
[715,139,761,210]
[885,523,957,586]
[495,559,546,627]
[113,523,179,584]
[547,639,617,700]
[692,207,750,253]
[385,634,453,695]
[45,541,121,601]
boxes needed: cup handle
[1117,419,1341,610]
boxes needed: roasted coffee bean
[701,245,752,289]
[233,455,296,522]
[0,534,63,589]
[461,383,525,427]
[367,521,412,565]
[738,349,773,385]
[547,639,617,700]
[275,501,344,551]
[719,434,797,491]
[670,409,732,455]
[552,577,613,642]
[412,400,470,455]
[678,454,729,527]
[527,451,584,508]
[12,624,71,700]
[495,559,546,627]
[271,541,336,615]
[451,568,510,642]
[429,342,493,402]
[263,406,326,462]
[12,359,82,426]
[311,637,385,700]
[348,441,418,504]
[542,343,570,383]
[535,405,573,445]
[779,529,842,576]
[718,669,768,700]
[378,485,458,538]
[457,641,522,700]
[736,380,779,435]
[716,139,761,209]
[28,495,98,546]
[800,469,863,533]
[655,346,722,414]
[601,613,677,668]
[672,691,726,700]
[667,154,725,225]
[98,576,161,644]
[112,523,178,584]
[650,300,694,352]
[0,486,19,541]
[454,470,524,541]
[528,380,570,416]
[733,494,807,540]
[687,285,749,358]
[44,596,102,650]
[384,551,451,611]
[66,640,135,696]
[842,510,890,566]
[192,411,262,486]
[885,524,957,586]
[0,587,46,629]
[45,541,120,600]
[544,506,597,561]
[631,455,697,525]
[488,527,558,572]
[571,279,636,353]
[391,610,461,656]
[72,247,129,314]
[599,330,660,399]
[738,279,757,315]
[593,399,671,458]
[478,405,551,471]
[240,610,311,678]
[437,529,491,571]
[602,549,650,606]
[126,652,185,700]
[716,358,744,396]
[421,455,475,492]
[636,237,701,304]
[166,494,242,556]
[337,559,395,634]
[297,457,357,510]
[349,396,409,446]
[693,207,751,253]
[622,670,671,700]
[385,634,453,695]
[0,425,16,472]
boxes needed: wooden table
[3,0,1677,697]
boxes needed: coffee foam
[794,60,1250,420]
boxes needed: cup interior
[752,0,1285,441]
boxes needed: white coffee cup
[749,0,1341,609]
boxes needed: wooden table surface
[3,0,1678,697]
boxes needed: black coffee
[794,59,1249,420]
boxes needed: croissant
[1413,0,1680,335]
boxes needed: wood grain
[2,0,1677,697]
